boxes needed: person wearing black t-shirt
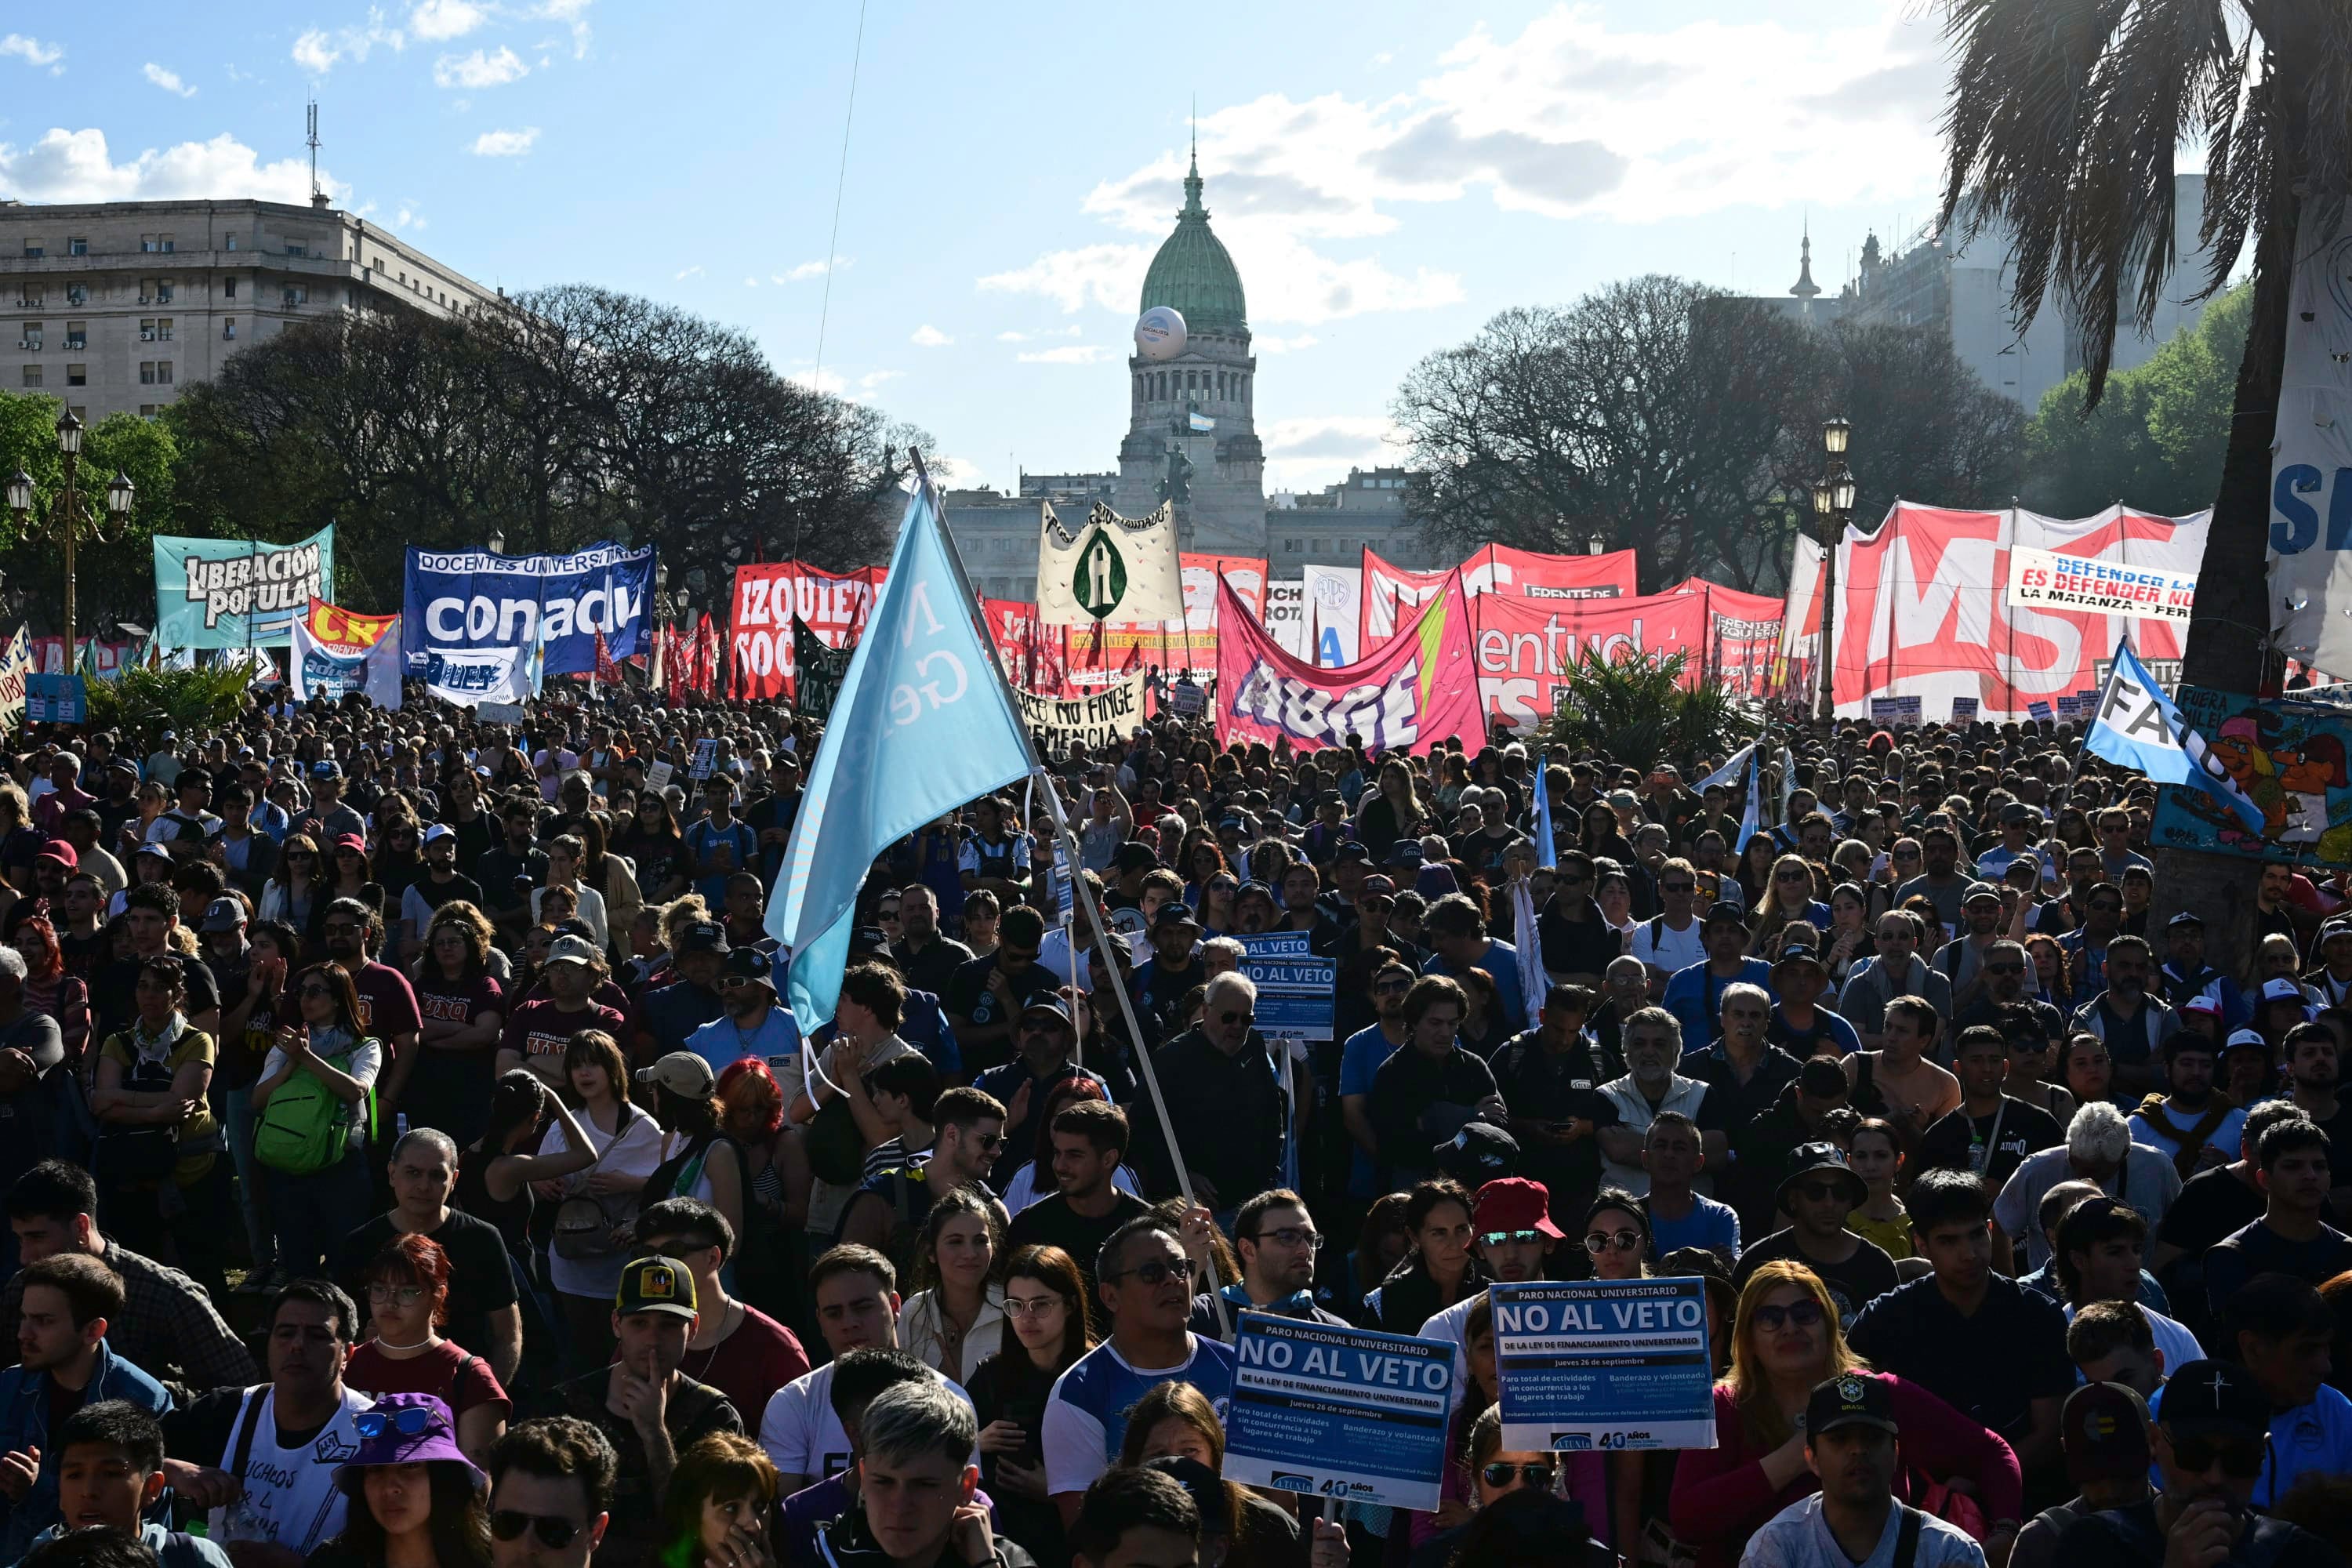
[2204,1118,2352,1319]
[939,906,1062,1076]
[1002,1101,1149,1302]
[335,1129,523,1383]
[1131,904,1207,1049]
[1732,1143,1900,1329]
[1917,1025,2065,1189]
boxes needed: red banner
[728,561,886,701]
[1220,570,1484,753]
[1363,544,1637,641]
[1664,579,1788,699]
[984,598,1078,699]
[1472,590,1712,732]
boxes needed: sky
[0,1,1971,496]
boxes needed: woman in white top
[531,835,610,953]
[537,1028,662,1376]
[256,833,326,932]
[895,1184,1007,1382]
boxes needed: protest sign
[2027,701,2054,721]
[2007,544,2196,623]
[1239,931,1337,1043]
[1163,681,1206,718]
[474,702,525,723]
[1951,697,1979,720]
[688,739,718,780]
[2056,695,2085,719]
[792,616,853,720]
[0,628,29,730]
[153,528,336,648]
[420,647,529,708]
[25,673,85,724]
[405,541,655,675]
[730,561,884,701]
[644,760,674,792]
[1219,571,1482,754]
[1472,590,1712,733]
[1015,671,1147,751]
[2151,686,2352,866]
[1223,1312,1455,1511]
[1493,1278,1716,1452]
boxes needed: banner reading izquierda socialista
[153,528,336,648]
[403,541,655,677]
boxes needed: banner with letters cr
[1217,568,1481,753]
[1014,670,1146,750]
[153,528,336,648]
[728,561,885,702]
[403,542,655,677]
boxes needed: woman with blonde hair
[1667,1261,2020,1568]
[1751,854,1830,952]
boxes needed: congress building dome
[1138,152,1247,335]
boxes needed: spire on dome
[1790,220,1822,301]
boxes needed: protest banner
[1301,564,1363,667]
[0,628,29,730]
[792,616,854,720]
[1472,589,1712,733]
[1951,697,1979,720]
[2028,700,2054,721]
[1493,1278,1716,1452]
[729,561,885,701]
[689,739,719,780]
[25,673,85,724]
[404,541,655,676]
[1238,931,1337,1042]
[1667,579,1788,698]
[153,528,336,648]
[1363,544,1637,641]
[2151,687,2352,866]
[28,637,137,678]
[1015,670,1147,751]
[303,597,401,651]
[1217,569,1482,754]
[1223,1312,1455,1511]
[1163,681,1207,718]
[644,760,674,793]
[291,617,395,704]
[419,647,529,708]
[2056,695,2085,719]
[2008,545,2196,623]
[1038,500,1185,626]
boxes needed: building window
[64,324,84,350]
[140,234,157,252]
[226,234,237,252]
[285,241,307,257]
[16,325,38,351]
[158,234,174,252]
[223,278,237,299]
[66,237,85,256]
[157,361,173,385]
[140,361,156,385]
[156,282,172,304]
[138,280,154,303]
[223,318,237,340]
[1283,538,1301,553]
[158,318,173,341]
[140,319,156,342]
[20,243,40,259]
[281,285,308,307]
[64,285,86,307]
[66,365,84,387]
[20,367,39,389]
[139,405,157,419]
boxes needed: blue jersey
[1041,1336,1236,1497]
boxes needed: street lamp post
[1809,417,1855,723]
[5,409,136,666]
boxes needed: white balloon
[1134,306,1188,361]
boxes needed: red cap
[34,840,76,869]
[1472,1176,1563,1240]
[333,833,368,855]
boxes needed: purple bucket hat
[336,1393,484,1487]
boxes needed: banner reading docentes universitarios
[403,542,655,677]
[153,528,336,648]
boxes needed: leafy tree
[0,393,180,633]
[1544,648,1746,769]
[82,663,256,753]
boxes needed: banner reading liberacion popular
[153,528,336,648]
[1218,568,1481,753]
[1014,670,1146,751]
[403,542,655,677]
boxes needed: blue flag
[766,479,1034,1032]
[1530,759,1556,869]
[2084,638,2265,835]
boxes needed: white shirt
[898,1284,1008,1382]
[1000,1160,1143,1214]
[1598,1073,1715,1196]
[1742,1494,1986,1568]
[540,1105,665,1298]
[209,1385,374,1555]
[2063,1300,2202,1377]
[758,1360,972,1483]
[1630,915,1706,977]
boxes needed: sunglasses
[491,1513,585,1550]
[286,850,315,860]
[1109,1257,1198,1287]
[1749,1299,1826,1332]
[296,982,338,1000]
[1985,961,2025,975]
[1583,1229,1641,1255]
[1478,1229,1543,1249]
[1218,1009,1254,1025]
[1661,881,1696,894]
[1893,848,1921,860]
[1792,1181,1852,1203]
[355,1405,441,1439]
[1480,1461,1557,1489]
[1774,871,1809,884]
[2167,1432,2266,1479]
[1373,978,1411,994]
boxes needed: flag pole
[909,447,1231,1341]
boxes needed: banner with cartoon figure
[2151,687,2352,866]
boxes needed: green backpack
[254,1041,376,1174]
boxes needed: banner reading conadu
[154,528,336,648]
[1474,590,1711,732]
[728,561,886,702]
[404,542,655,677]
[1831,502,2209,720]
[1015,671,1148,751]
[1362,544,1636,641]
[1218,569,1482,753]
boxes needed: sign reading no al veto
[1222,1312,1455,1512]
[1493,1278,1717,1452]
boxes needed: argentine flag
[1188,410,1216,433]
[2084,638,2264,834]
[766,470,1035,1032]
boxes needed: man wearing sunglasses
[1732,1145,1899,1330]
[2067,1359,2336,1568]
[485,1417,616,1568]
[836,1088,1011,1278]
[1419,1177,1563,1386]
[1953,941,2065,1043]
[1131,973,1287,1224]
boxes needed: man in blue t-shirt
[684,947,802,1076]
[1661,902,1775,1051]
[1338,957,1414,1199]
[1042,1215,1236,1519]
[1420,892,1528,1033]
[685,775,759,904]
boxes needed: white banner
[1036,501,1184,626]
[0,628,29,730]
[2267,204,2352,673]
[1015,670,1147,750]
[1264,577,1307,659]
[420,646,528,708]
[2009,544,2196,623]
[1301,564,1362,667]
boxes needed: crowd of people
[0,683,2340,1568]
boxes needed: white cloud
[910,325,953,347]
[1017,344,1110,365]
[468,126,539,156]
[143,64,197,97]
[528,0,593,57]
[742,276,758,288]
[777,255,850,283]
[674,264,702,281]
[395,204,426,230]
[292,12,405,74]
[434,45,526,87]
[858,370,902,390]
[0,128,335,205]
[0,35,64,74]
[977,244,1151,314]
[408,0,486,42]
[1261,414,1403,489]
[995,330,1029,343]
[925,456,983,486]
[1254,333,1319,354]
[788,368,848,397]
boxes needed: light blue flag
[767,478,1035,1033]
[1530,757,1556,869]
[1734,746,1762,855]
[2084,637,2264,834]
[1694,742,1755,793]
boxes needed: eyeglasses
[366,1283,426,1308]
[1247,1226,1325,1251]
[296,982,337,1000]
[1003,1294,1064,1319]
[1660,881,1696,895]
[491,1513,585,1550]
[1583,1229,1641,1255]
[1480,1462,1557,1489]
[1749,1299,1826,1332]
[877,908,901,922]
[286,850,315,860]
[323,922,362,936]
[2167,1432,2267,1478]
[1985,962,2025,975]
[1218,1009,1254,1025]
[1774,871,1809,884]
[1478,1229,1543,1249]
[355,1405,441,1439]
[1107,1257,1198,1287]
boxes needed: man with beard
[1932,884,2009,1014]
[1367,976,1508,1192]
[942,906,1062,1077]
[1732,1144,1900,1329]
[1893,826,1974,939]
[889,885,973,999]
[476,797,550,946]
[1740,1375,1987,1568]
[683,949,803,1079]
[1918,1025,2067,1190]
[1953,939,2066,1040]
[2279,1022,2352,1218]
[2158,911,2249,1029]
[1003,1102,1149,1304]
[1192,1189,1350,1338]
[498,936,629,1091]
[1765,946,1860,1059]
[0,1256,169,1561]
[395,824,482,964]
[319,898,424,1119]
[2070,936,2175,1098]
[1271,862,1341,956]
[2126,1036,2243,1179]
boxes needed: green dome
[1139,154,1247,336]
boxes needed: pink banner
[1362,544,1637,641]
[1472,590,1712,732]
[728,561,886,702]
[1218,569,1483,753]
[1666,579,1788,699]
[31,637,139,677]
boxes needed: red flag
[692,614,720,695]
[1120,638,1142,675]
[664,624,687,706]
[593,630,619,688]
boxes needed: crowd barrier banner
[1494,1278,1717,1452]
[1363,543,1637,641]
[1831,502,2208,720]
[1014,670,1147,750]
[1218,568,1480,753]
[154,528,336,648]
[1223,1312,1455,1512]
[1472,590,1710,731]
[405,542,655,677]
[728,561,884,702]
[2150,686,2352,866]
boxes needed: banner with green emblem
[1035,499,1183,627]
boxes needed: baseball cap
[421,823,456,847]
[1998,803,2042,826]
[543,934,601,969]
[2261,978,2308,1004]
[1358,874,1397,901]
[1019,996,1075,1029]
[2166,910,2205,930]
[1385,840,1425,869]
[635,1051,718,1101]
[1471,1175,1563,1240]
[1112,841,1160,873]
[2158,1359,2270,1438]
[200,897,246,933]
[674,920,730,955]
[1151,902,1203,932]
[1434,1121,1519,1185]
[34,840,76,869]
[2180,993,2222,1018]
[311,760,342,779]
[333,833,368,855]
[132,843,172,864]
[1331,842,1372,866]
[2223,1026,2270,1053]
[1962,883,2004,907]
[720,947,775,987]
[1606,789,1639,811]
[612,1254,699,1321]
[1703,899,1748,928]
[2062,1383,2153,1486]
[1806,1373,1899,1438]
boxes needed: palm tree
[1941,2,2352,960]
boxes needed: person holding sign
[1737,1374,1990,1568]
